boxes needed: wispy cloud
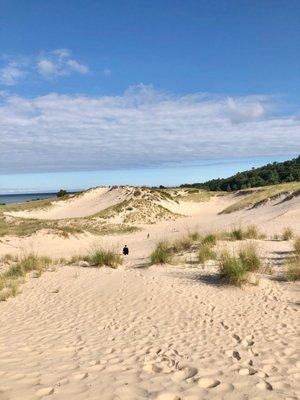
[103,68,112,77]
[0,61,27,86]
[0,49,89,85]
[37,49,89,78]
[0,84,299,174]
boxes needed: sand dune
[0,186,299,399]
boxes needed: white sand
[0,189,299,399]
[0,262,299,399]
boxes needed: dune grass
[221,182,300,214]
[282,227,294,241]
[201,233,217,246]
[88,249,122,268]
[285,257,300,282]
[224,225,264,241]
[219,243,262,285]
[198,244,217,263]
[238,243,261,271]
[0,254,52,301]
[173,235,194,252]
[219,252,248,286]
[150,241,173,264]
[293,236,300,256]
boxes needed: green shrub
[150,241,172,264]
[57,189,68,198]
[219,252,248,286]
[198,244,217,263]
[201,234,217,246]
[238,243,261,271]
[282,227,294,241]
[89,249,122,268]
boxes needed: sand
[0,187,299,399]
[0,262,299,400]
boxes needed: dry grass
[224,225,265,241]
[282,227,294,241]
[173,235,194,252]
[293,236,300,256]
[221,182,300,214]
[198,244,217,263]
[201,233,217,246]
[238,243,261,271]
[285,257,300,282]
[150,241,173,264]
[0,254,53,301]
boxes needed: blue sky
[0,0,299,193]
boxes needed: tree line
[181,155,300,191]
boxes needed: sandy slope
[6,187,133,220]
[0,262,299,400]
[0,189,299,400]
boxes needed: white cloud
[36,49,89,78]
[0,62,26,85]
[0,49,90,85]
[0,85,299,174]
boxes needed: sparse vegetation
[285,258,300,282]
[0,254,53,301]
[150,241,173,264]
[238,243,261,271]
[198,244,217,263]
[201,233,217,246]
[226,225,264,241]
[219,252,248,286]
[282,227,294,241]
[173,235,193,252]
[221,182,300,214]
[293,236,300,257]
[188,231,200,241]
[88,249,122,268]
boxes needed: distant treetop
[181,155,300,191]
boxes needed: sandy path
[0,262,299,400]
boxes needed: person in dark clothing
[123,245,129,256]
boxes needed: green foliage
[201,234,217,246]
[88,249,122,268]
[57,189,68,198]
[228,225,262,240]
[150,241,172,264]
[181,155,300,191]
[238,243,261,271]
[219,252,248,286]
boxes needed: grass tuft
[198,244,217,263]
[238,243,261,271]
[150,241,172,264]
[89,249,122,268]
[219,252,248,286]
[282,227,294,241]
[0,254,53,301]
[285,257,300,282]
[201,233,217,246]
[293,236,300,256]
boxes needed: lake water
[0,193,57,205]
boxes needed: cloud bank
[0,84,299,174]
